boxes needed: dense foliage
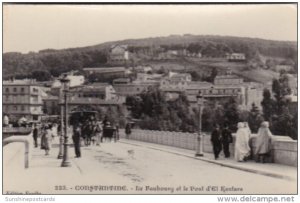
[126,89,198,132]
[261,72,297,139]
[3,49,107,80]
[3,35,297,80]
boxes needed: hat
[261,121,269,128]
[237,122,244,129]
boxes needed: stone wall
[120,129,297,167]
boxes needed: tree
[188,70,202,81]
[272,73,291,115]
[31,70,52,81]
[223,97,239,131]
[261,89,275,121]
[248,103,264,133]
[209,67,218,83]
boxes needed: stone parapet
[120,129,297,167]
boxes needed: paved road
[3,139,297,194]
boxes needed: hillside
[3,34,297,82]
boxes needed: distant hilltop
[3,34,297,83]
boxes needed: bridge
[3,129,297,195]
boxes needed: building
[108,44,130,63]
[113,78,131,85]
[83,67,126,78]
[274,65,294,72]
[135,73,163,82]
[62,83,125,114]
[113,83,157,96]
[69,83,118,101]
[226,53,246,62]
[160,72,191,92]
[43,95,60,115]
[186,80,263,111]
[3,79,44,122]
[134,65,153,73]
[214,74,244,85]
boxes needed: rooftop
[83,67,126,72]
[3,79,39,86]
[215,74,243,79]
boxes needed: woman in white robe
[234,122,251,162]
[255,121,273,163]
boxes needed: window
[13,106,17,111]
[21,105,25,111]
[21,87,25,93]
[31,96,38,102]
[5,88,9,93]
[5,96,9,101]
[13,87,17,92]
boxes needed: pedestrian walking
[44,125,53,155]
[114,124,119,142]
[3,114,9,127]
[72,124,82,158]
[211,124,222,160]
[125,123,131,139]
[255,121,273,163]
[234,122,250,162]
[94,121,102,146]
[32,124,38,148]
[51,123,58,142]
[221,124,233,158]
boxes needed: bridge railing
[120,129,297,167]
[3,129,33,169]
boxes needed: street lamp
[60,74,71,167]
[195,91,204,157]
[57,83,64,159]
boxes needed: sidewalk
[119,139,297,181]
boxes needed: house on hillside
[274,65,294,72]
[108,44,130,63]
[214,74,244,85]
[226,53,246,62]
[83,67,126,78]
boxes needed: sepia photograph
[1,2,298,198]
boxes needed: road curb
[119,140,295,181]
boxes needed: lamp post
[57,87,64,159]
[60,75,71,167]
[195,91,204,157]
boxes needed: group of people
[32,122,58,156]
[29,115,129,159]
[71,116,121,158]
[210,124,233,160]
[211,121,273,163]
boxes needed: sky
[3,4,297,53]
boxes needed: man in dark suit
[211,124,222,160]
[73,124,82,158]
[221,124,233,158]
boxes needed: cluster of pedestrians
[32,122,58,156]
[211,121,273,163]
[71,116,120,158]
